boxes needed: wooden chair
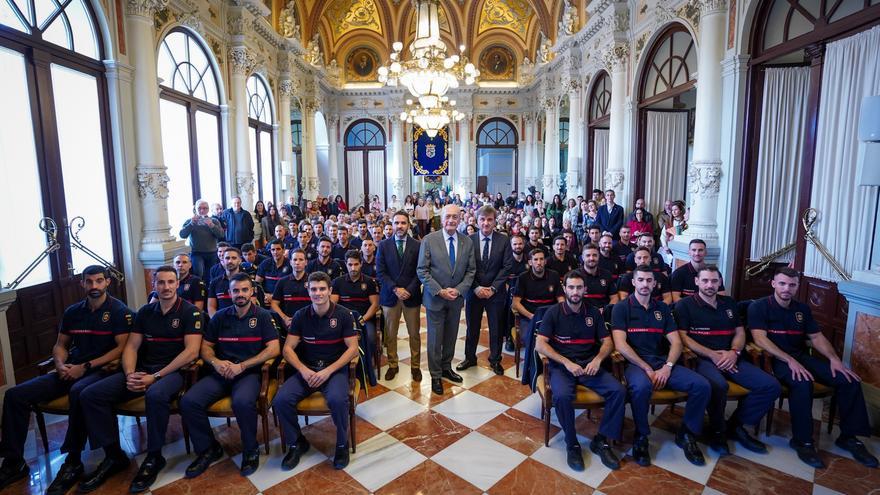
[275,357,360,453]
[609,351,690,418]
[536,355,606,446]
[191,358,280,454]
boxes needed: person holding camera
[180,199,226,278]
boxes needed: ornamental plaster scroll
[137,171,170,200]
[279,79,293,98]
[605,170,625,191]
[687,161,722,198]
[602,42,630,72]
[236,174,255,196]
[229,46,256,75]
[127,0,167,18]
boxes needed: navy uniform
[178,274,207,307]
[0,297,133,462]
[675,295,780,435]
[241,261,258,279]
[611,296,710,438]
[514,268,563,327]
[538,302,625,448]
[617,271,671,302]
[273,304,357,450]
[574,268,616,312]
[360,256,377,278]
[272,273,311,319]
[748,297,871,445]
[306,257,344,280]
[625,251,670,276]
[180,304,279,456]
[210,274,266,311]
[671,263,725,298]
[331,242,354,261]
[81,298,203,456]
[256,257,292,295]
[547,253,579,282]
[611,241,633,265]
[332,274,379,350]
[599,253,622,281]
[505,255,529,343]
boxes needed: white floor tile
[242,438,327,492]
[530,431,613,489]
[431,390,508,429]
[356,391,426,430]
[730,432,814,482]
[134,436,201,491]
[638,427,719,485]
[344,432,426,491]
[511,392,583,427]
[816,423,880,460]
[451,363,495,388]
[432,431,526,491]
[702,487,727,495]
[378,362,414,390]
[812,484,845,495]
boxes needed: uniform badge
[171,318,180,328]
[585,317,594,327]
[654,311,662,321]
[194,320,201,329]
[329,318,338,328]
[102,312,110,323]
[361,283,367,290]
[726,309,734,319]
[249,317,257,328]
[184,284,190,291]
[600,279,607,287]
[795,312,804,323]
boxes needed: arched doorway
[587,71,611,190]
[0,0,122,380]
[247,74,275,205]
[635,24,697,217]
[476,118,519,196]
[344,119,386,209]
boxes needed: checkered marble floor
[7,312,880,495]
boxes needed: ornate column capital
[326,114,340,127]
[279,79,293,98]
[236,174,256,196]
[602,42,630,72]
[540,97,557,112]
[227,10,250,37]
[605,170,625,191]
[126,0,167,18]
[136,171,170,200]
[229,46,256,75]
[699,0,728,16]
[687,160,723,199]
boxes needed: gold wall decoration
[325,0,382,41]
[478,0,533,42]
[345,46,380,82]
[409,3,450,34]
[478,45,516,81]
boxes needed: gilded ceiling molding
[325,0,383,41]
[478,0,533,42]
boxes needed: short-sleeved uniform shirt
[547,254,579,281]
[178,274,207,306]
[525,242,550,259]
[132,298,203,371]
[209,274,266,311]
[331,243,354,261]
[514,269,563,315]
[290,303,357,367]
[575,268,617,309]
[747,296,820,356]
[670,263,726,297]
[208,263,225,282]
[306,257,344,280]
[506,255,528,295]
[361,258,377,278]
[60,296,134,365]
[206,304,278,373]
[599,254,622,280]
[257,258,292,295]
[674,294,740,351]
[612,242,633,264]
[539,302,607,367]
[616,271,671,302]
[611,295,676,360]
[332,274,378,318]
[272,273,310,316]
[625,251,670,275]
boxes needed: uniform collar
[693,292,718,308]
[231,302,258,320]
[308,302,336,318]
[560,301,588,316]
[627,293,657,311]
[154,296,183,315]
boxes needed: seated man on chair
[0,266,133,494]
[78,266,203,493]
[611,264,710,468]
[273,272,359,471]
[535,271,625,472]
[180,273,280,478]
[749,267,877,468]
[331,250,380,362]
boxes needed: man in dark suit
[458,205,513,375]
[596,189,624,240]
[376,211,423,381]
[417,205,476,395]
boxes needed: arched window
[157,28,224,237]
[1,0,120,379]
[344,120,386,208]
[247,74,275,205]
[588,71,611,190]
[559,118,570,197]
[639,27,696,104]
[476,118,518,195]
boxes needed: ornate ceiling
[272,0,587,85]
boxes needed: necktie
[483,237,490,262]
[396,239,404,258]
[448,236,456,267]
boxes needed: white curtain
[346,150,365,207]
[805,25,880,281]
[367,150,385,207]
[750,67,811,262]
[644,111,689,216]
[592,128,609,190]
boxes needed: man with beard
[294,229,318,262]
[597,234,622,281]
[271,249,311,331]
[616,248,672,304]
[511,250,564,329]
[671,239,725,301]
[675,266,780,456]
[331,251,380,357]
[504,234,529,352]
[359,238,377,278]
[574,244,618,313]
[306,237,344,280]
[585,225,602,247]
[612,265,710,468]
[613,227,635,262]
[536,271,624,472]
[624,234,670,276]
[749,267,877,468]
[208,242,231,282]
[180,274,280,478]
[526,226,549,258]
[208,248,245,317]
[78,266,203,493]
[0,267,133,493]
[546,236,579,283]
[150,255,206,309]
[332,225,355,261]
[256,239,292,298]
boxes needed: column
[327,114,340,196]
[541,98,560,200]
[566,81,583,198]
[388,117,406,200]
[127,0,185,267]
[229,45,256,208]
[683,0,727,242]
[603,42,629,202]
[300,100,320,199]
[457,116,474,196]
[0,289,18,390]
[279,77,293,199]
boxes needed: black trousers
[464,290,506,364]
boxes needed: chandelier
[399,97,465,138]
[378,0,479,111]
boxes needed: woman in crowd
[522,194,536,217]
[627,208,653,244]
[414,197,430,238]
[547,194,565,225]
[370,195,383,213]
[319,197,330,217]
[562,198,579,225]
[252,200,267,248]
[261,204,283,247]
[661,200,689,251]
[403,195,415,216]
[494,192,505,210]
[334,194,348,213]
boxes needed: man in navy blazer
[376,211,423,381]
[459,205,514,375]
[597,189,625,240]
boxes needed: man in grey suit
[417,204,476,395]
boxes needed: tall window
[344,120,386,207]
[559,118,569,197]
[291,119,302,199]
[476,118,518,196]
[157,28,224,237]
[588,71,611,189]
[247,74,275,205]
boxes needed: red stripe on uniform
[340,296,369,302]
[303,338,344,345]
[627,328,664,334]
[583,294,606,299]
[216,294,231,299]
[217,336,263,342]
[525,298,555,303]
[283,296,310,301]
[767,329,803,335]
[67,329,113,335]
[552,337,595,344]
[688,329,735,336]
[265,276,285,280]
[146,337,184,342]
